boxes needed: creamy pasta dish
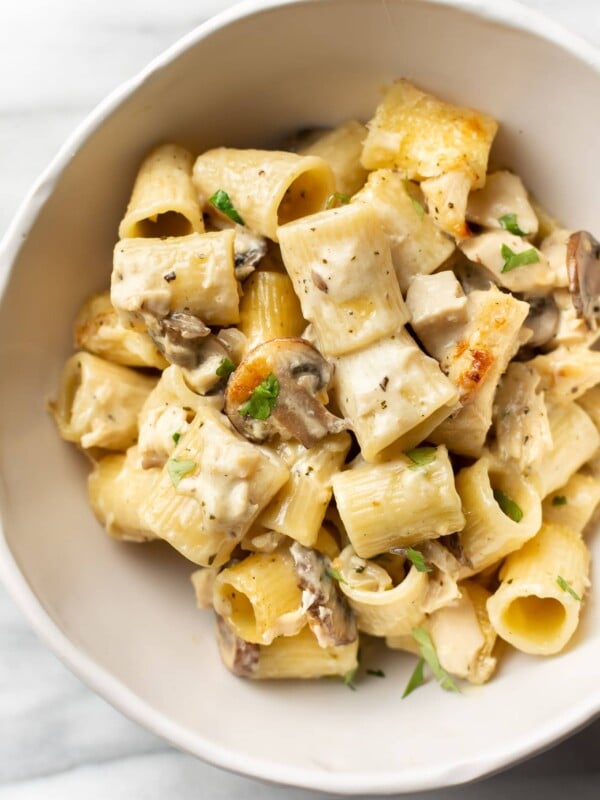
[52,80,600,693]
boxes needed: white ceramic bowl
[1,0,599,794]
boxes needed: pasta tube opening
[134,210,194,239]
[501,596,566,646]
[277,166,332,226]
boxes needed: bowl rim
[1,0,600,793]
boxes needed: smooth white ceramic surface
[1,1,600,797]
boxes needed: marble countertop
[0,1,599,797]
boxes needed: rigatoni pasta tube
[455,452,542,574]
[238,271,306,351]
[577,385,600,430]
[74,291,167,369]
[334,546,430,637]
[111,231,239,328]
[51,351,156,450]
[137,365,222,469]
[213,549,304,645]
[193,148,334,240]
[216,618,358,680]
[352,169,454,291]
[332,446,465,558]
[530,402,600,498]
[299,120,368,196]
[88,447,159,542]
[118,144,204,239]
[141,409,289,566]
[542,472,600,536]
[361,79,497,188]
[278,203,408,356]
[258,432,351,547]
[332,329,458,462]
[487,523,590,655]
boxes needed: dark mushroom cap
[147,311,211,369]
[521,293,560,348]
[215,614,260,677]
[290,542,357,647]
[567,230,600,329]
[224,338,349,448]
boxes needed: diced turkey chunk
[460,231,554,293]
[406,272,468,360]
[466,170,538,237]
[421,168,472,239]
[539,228,572,288]
[493,362,553,471]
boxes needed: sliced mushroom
[224,338,349,448]
[207,214,268,280]
[520,293,560,347]
[215,614,260,678]
[567,230,600,329]
[452,256,497,294]
[290,542,357,648]
[233,225,268,280]
[147,311,210,369]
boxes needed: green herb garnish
[239,373,280,420]
[343,665,358,691]
[209,189,245,225]
[493,489,523,522]
[405,548,432,573]
[167,457,196,487]
[402,657,426,699]
[552,495,568,507]
[325,192,351,209]
[405,446,437,469]
[172,432,181,445]
[412,627,460,693]
[216,357,235,379]
[557,575,582,602]
[500,243,539,273]
[366,669,386,678]
[404,179,425,219]
[499,213,527,236]
[326,567,347,585]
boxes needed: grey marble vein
[1,1,600,798]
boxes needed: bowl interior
[1,0,599,793]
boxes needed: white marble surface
[1,1,599,797]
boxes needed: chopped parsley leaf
[412,627,460,693]
[403,179,425,219]
[326,567,347,585]
[325,192,351,209]
[343,665,358,690]
[366,669,386,678]
[167,457,196,487]
[402,657,426,699]
[171,432,181,445]
[552,495,568,506]
[239,373,280,420]
[556,575,582,602]
[405,446,437,469]
[209,189,245,225]
[493,489,523,522]
[499,213,527,236]
[216,356,236,379]
[405,547,432,573]
[500,243,539,273]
